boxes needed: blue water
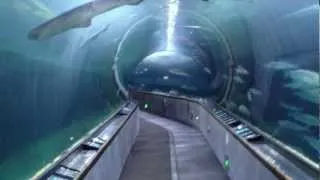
[0,0,318,179]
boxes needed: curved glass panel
[116,8,232,99]
[0,0,318,179]
[0,1,123,179]
[225,1,319,162]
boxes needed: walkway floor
[119,112,229,180]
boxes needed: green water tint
[0,107,120,180]
[0,1,318,179]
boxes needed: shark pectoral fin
[79,18,92,28]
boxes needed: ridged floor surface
[119,112,229,180]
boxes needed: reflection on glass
[0,0,318,179]
[226,1,319,162]
[0,1,123,179]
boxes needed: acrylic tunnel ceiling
[25,0,318,101]
[0,0,318,179]
[26,0,318,156]
[23,0,262,100]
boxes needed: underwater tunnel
[0,0,318,179]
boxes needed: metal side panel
[226,133,276,180]
[166,100,277,180]
[191,103,277,180]
[175,101,189,122]
[130,91,317,180]
[84,110,140,180]
[166,99,190,125]
[164,97,176,118]
[190,103,225,165]
[148,95,165,116]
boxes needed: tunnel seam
[168,130,180,180]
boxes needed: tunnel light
[166,0,179,51]
[224,159,230,170]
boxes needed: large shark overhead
[28,0,143,40]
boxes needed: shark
[280,102,303,112]
[264,61,297,71]
[284,69,319,104]
[233,75,245,84]
[288,112,319,127]
[238,104,251,117]
[203,67,212,75]
[168,68,190,77]
[235,65,249,75]
[28,0,143,40]
[181,84,197,91]
[247,88,262,102]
